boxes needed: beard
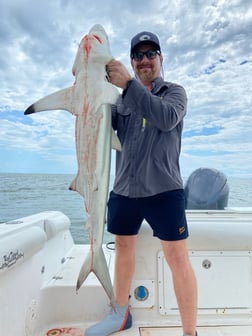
[136,67,155,83]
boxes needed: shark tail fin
[76,247,115,306]
[24,86,74,115]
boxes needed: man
[85,31,198,336]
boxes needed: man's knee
[115,235,138,252]
[161,239,190,270]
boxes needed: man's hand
[106,60,132,89]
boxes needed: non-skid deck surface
[139,326,252,336]
[45,325,252,336]
[46,328,83,336]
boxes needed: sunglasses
[131,49,161,62]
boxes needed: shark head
[88,24,108,39]
[72,24,113,77]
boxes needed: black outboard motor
[184,168,229,210]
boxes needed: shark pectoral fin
[98,103,121,151]
[76,248,115,306]
[111,128,121,151]
[24,86,74,115]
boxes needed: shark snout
[84,34,102,44]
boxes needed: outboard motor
[184,168,229,210]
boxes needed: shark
[24,24,121,306]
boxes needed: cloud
[0,0,251,177]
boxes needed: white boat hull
[1,209,252,335]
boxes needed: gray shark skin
[24,24,121,307]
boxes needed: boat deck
[1,210,252,336]
[139,326,252,336]
[44,325,252,336]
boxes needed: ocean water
[0,173,252,244]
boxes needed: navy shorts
[107,189,188,241]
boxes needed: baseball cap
[130,31,161,55]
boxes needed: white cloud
[0,0,251,177]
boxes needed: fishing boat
[1,168,252,336]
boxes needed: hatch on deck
[158,250,252,315]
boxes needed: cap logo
[139,34,152,42]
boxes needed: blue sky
[0,0,252,178]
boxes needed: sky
[0,0,252,178]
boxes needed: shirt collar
[151,77,164,92]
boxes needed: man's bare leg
[161,240,197,336]
[114,234,138,306]
[84,234,137,335]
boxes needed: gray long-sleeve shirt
[112,77,187,198]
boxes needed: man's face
[131,43,162,84]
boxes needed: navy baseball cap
[130,31,161,55]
